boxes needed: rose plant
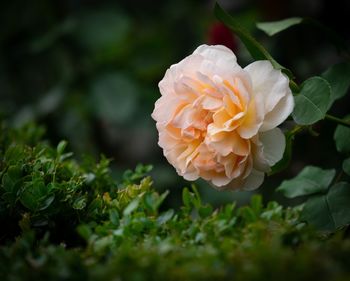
[152,45,293,190]
[152,3,350,231]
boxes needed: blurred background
[1,0,349,207]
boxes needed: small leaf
[214,3,293,78]
[322,62,350,108]
[182,187,193,209]
[77,224,92,241]
[56,140,68,156]
[343,158,350,176]
[123,198,139,216]
[198,204,213,219]
[250,194,263,214]
[277,166,335,198]
[73,196,87,210]
[38,195,55,211]
[257,18,349,55]
[257,17,302,36]
[334,116,350,154]
[109,209,120,226]
[157,209,174,225]
[292,77,331,125]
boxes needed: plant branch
[325,114,350,128]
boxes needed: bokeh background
[1,0,349,207]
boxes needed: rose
[152,45,294,190]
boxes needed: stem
[325,114,350,128]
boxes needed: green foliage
[343,158,350,176]
[214,3,293,78]
[292,77,331,125]
[322,62,350,107]
[278,165,350,232]
[301,182,350,232]
[257,18,303,36]
[256,17,350,55]
[277,166,336,198]
[2,123,350,280]
[334,117,350,154]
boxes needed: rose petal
[244,60,293,130]
[259,128,286,166]
[241,169,265,190]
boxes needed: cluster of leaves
[1,122,350,280]
[215,3,350,231]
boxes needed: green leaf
[73,196,87,210]
[182,187,193,209]
[322,62,350,108]
[56,140,68,156]
[343,158,350,176]
[301,182,350,232]
[20,179,48,211]
[109,209,120,226]
[301,194,335,232]
[123,198,139,216]
[292,77,331,125]
[257,18,349,55]
[277,166,335,198]
[214,3,293,78]
[157,209,174,225]
[257,17,302,36]
[38,195,55,211]
[334,116,350,154]
[328,182,350,228]
[198,204,213,219]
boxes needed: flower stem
[325,114,350,128]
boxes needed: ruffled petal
[244,60,293,130]
[259,128,286,167]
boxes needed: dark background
[1,0,349,207]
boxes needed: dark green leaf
[343,158,350,176]
[301,194,335,232]
[292,77,331,125]
[182,187,193,209]
[77,224,92,241]
[38,195,55,211]
[334,117,350,154]
[322,62,350,108]
[20,179,48,211]
[109,209,120,226]
[327,182,350,228]
[198,205,213,219]
[4,145,25,164]
[302,182,350,232]
[214,3,293,78]
[277,166,335,198]
[257,18,302,36]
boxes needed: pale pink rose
[152,45,294,190]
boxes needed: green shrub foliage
[0,122,350,281]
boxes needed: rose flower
[152,45,294,190]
